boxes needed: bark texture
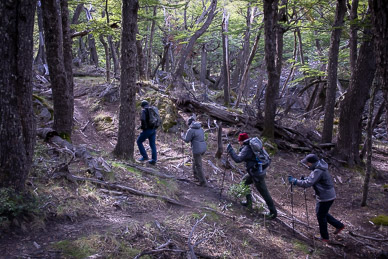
[336,24,375,165]
[114,0,139,158]
[173,0,217,90]
[262,0,286,139]
[0,0,37,190]
[369,0,388,112]
[42,0,73,137]
[321,0,346,143]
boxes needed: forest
[0,0,388,258]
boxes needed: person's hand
[226,143,233,153]
[288,175,297,185]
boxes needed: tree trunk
[114,0,139,158]
[222,11,231,105]
[369,0,388,116]
[84,6,99,67]
[71,3,84,24]
[61,0,74,119]
[349,0,359,73]
[108,36,119,78]
[42,0,73,137]
[99,35,111,82]
[235,30,262,107]
[0,0,37,190]
[136,30,146,80]
[200,44,207,86]
[147,6,157,79]
[361,84,376,206]
[71,3,84,66]
[321,0,346,143]
[173,0,217,90]
[336,23,376,165]
[34,1,48,75]
[262,0,286,139]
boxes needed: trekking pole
[180,122,184,167]
[303,188,309,227]
[289,177,295,235]
[220,153,228,198]
[220,133,230,198]
[301,176,309,227]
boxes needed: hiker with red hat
[288,154,345,242]
[227,133,277,219]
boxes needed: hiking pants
[193,152,206,185]
[244,173,277,217]
[137,129,157,161]
[316,200,344,239]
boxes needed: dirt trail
[1,78,387,258]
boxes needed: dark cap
[141,100,149,107]
[187,116,195,126]
[301,154,319,164]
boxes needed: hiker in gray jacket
[288,154,345,242]
[181,117,207,186]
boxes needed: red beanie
[238,133,249,141]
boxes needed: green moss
[371,215,388,226]
[111,161,142,177]
[156,178,178,197]
[293,240,311,254]
[59,132,72,142]
[53,238,97,259]
[94,113,113,123]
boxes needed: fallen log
[53,169,187,207]
[37,128,109,179]
[172,97,336,162]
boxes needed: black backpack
[249,137,271,173]
[146,106,162,129]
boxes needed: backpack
[146,106,162,129]
[249,137,271,173]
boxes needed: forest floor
[1,74,388,259]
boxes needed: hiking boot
[240,200,253,209]
[334,226,345,235]
[148,159,156,165]
[263,212,277,220]
[138,157,148,162]
[241,194,253,208]
[314,234,329,243]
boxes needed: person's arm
[182,129,193,143]
[140,109,147,130]
[294,170,322,188]
[229,146,249,163]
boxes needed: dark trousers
[193,152,206,185]
[244,174,277,216]
[137,129,157,161]
[316,200,344,239]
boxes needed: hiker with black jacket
[288,154,345,242]
[137,100,157,165]
[181,117,208,186]
[227,133,277,219]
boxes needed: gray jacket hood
[295,159,336,202]
[190,122,202,129]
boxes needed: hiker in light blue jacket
[181,117,207,186]
[288,154,345,242]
